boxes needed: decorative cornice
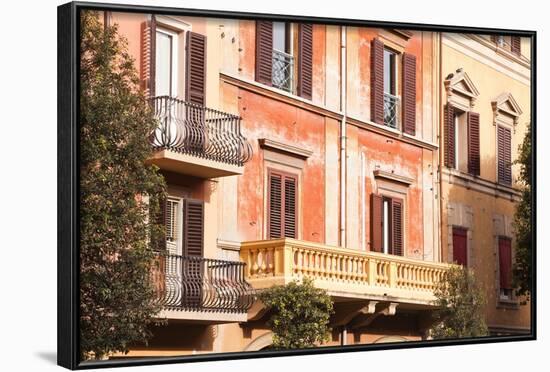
[373,170,414,185]
[259,138,313,159]
[389,29,413,40]
[444,68,480,109]
[491,92,523,130]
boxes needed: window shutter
[297,23,313,99]
[255,21,273,86]
[452,227,468,266]
[391,199,403,256]
[370,38,384,125]
[284,176,297,238]
[140,15,156,96]
[152,196,167,250]
[467,112,481,176]
[268,172,283,238]
[499,237,512,289]
[511,36,521,56]
[444,104,456,168]
[370,194,383,252]
[498,126,512,185]
[185,31,207,106]
[182,199,204,257]
[402,53,416,135]
[490,35,497,43]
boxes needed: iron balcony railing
[383,92,401,130]
[152,254,255,313]
[150,96,253,166]
[272,49,294,93]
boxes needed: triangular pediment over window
[444,68,480,102]
[492,92,523,120]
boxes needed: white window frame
[155,27,179,97]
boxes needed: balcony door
[155,27,179,97]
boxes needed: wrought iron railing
[272,49,294,93]
[152,254,255,313]
[383,92,401,130]
[150,96,253,166]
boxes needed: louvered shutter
[140,15,156,96]
[182,199,204,257]
[391,199,403,256]
[255,21,273,86]
[268,172,283,238]
[402,53,416,135]
[297,23,313,99]
[499,237,512,289]
[511,36,521,56]
[467,112,481,176]
[444,104,456,169]
[498,126,512,185]
[284,176,297,238]
[370,194,383,252]
[452,227,468,266]
[370,38,384,125]
[185,31,207,106]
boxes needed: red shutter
[452,227,468,266]
[499,237,512,289]
[391,199,403,256]
[498,126,512,185]
[255,21,273,86]
[185,31,207,106]
[183,199,204,257]
[402,53,416,135]
[370,194,383,252]
[511,36,521,56]
[297,23,313,99]
[370,38,384,125]
[268,172,283,238]
[140,15,156,96]
[283,176,297,238]
[467,112,481,176]
[444,104,456,169]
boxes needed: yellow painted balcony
[240,238,451,307]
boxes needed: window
[497,125,512,185]
[371,194,403,255]
[268,170,298,239]
[383,49,399,129]
[491,35,521,56]
[498,237,513,300]
[444,105,481,176]
[255,21,313,98]
[452,227,468,266]
[155,28,178,97]
[158,197,204,257]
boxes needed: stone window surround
[446,202,474,269]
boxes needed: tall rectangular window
[383,49,399,129]
[371,194,403,256]
[272,22,294,93]
[268,170,298,239]
[155,28,178,97]
[498,237,513,300]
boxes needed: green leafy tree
[513,122,532,301]
[430,266,489,339]
[259,278,334,349]
[79,11,166,360]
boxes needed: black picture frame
[58,1,537,369]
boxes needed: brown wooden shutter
[284,176,297,238]
[467,112,481,176]
[255,21,273,86]
[185,31,207,106]
[268,172,283,238]
[490,35,497,43]
[444,104,456,169]
[511,36,521,55]
[152,196,166,251]
[370,194,383,252]
[391,199,403,256]
[452,227,468,266]
[402,53,416,135]
[140,15,156,96]
[182,199,204,257]
[297,23,313,99]
[498,126,512,185]
[499,237,512,289]
[370,38,384,125]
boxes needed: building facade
[439,33,531,335]
[96,10,530,357]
